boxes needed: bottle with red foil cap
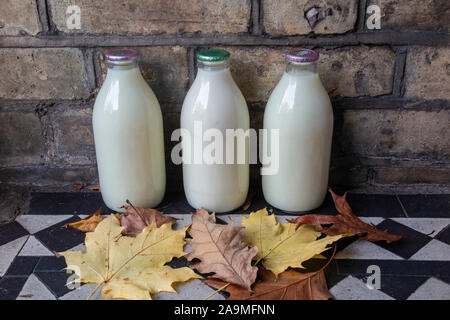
[261,48,333,212]
[93,49,166,211]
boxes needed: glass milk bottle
[181,49,249,212]
[262,49,333,212]
[93,49,166,212]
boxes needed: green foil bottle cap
[196,49,230,62]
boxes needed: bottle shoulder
[265,72,331,114]
[182,73,247,113]
[93,76,161,119]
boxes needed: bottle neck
[197,60,229,73]
[286,61,317,76]
[106,60,139,71]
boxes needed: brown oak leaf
[205,268,332,300]
[89,185,101,192]
[119,200,177,236]
[72,182,86,190]
[242,192,256,211]
[62,208,104,232]
[186,209,258,291]
[289,188,402,243]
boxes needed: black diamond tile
[398,195,450,218]
[35,256,67,272]
[0,221,29,246]
[336,260,450,280]
[291,258,346,292]
[325,271,348,291]
[435,225,450,245]
[29,192,106,215]
[35,271,73,298]
[5,256,39,276]
[373,219,432,259]
[0,276,28,300]
[313,193,406,217]
[353,274,428,300]
[34,216,85,252]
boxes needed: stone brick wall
[0,0,449,194]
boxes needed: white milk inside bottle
[262,48,333,212]
[93,49,166,212]
[181,49,249,212]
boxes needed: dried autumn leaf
[242,192,256,211]
[206,246,337,300]
[242,208,341,276]
[186,209,258,291]
[119,200,177,236]
[89,185,101,192]
[73,182,86,190]
[62,208,104,232]
[60,215,201,300]
[205,268,332,300]
[289,188,402,243]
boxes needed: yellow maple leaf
[60,215,201,300]
[242,208,342,276]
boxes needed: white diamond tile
[66,243,86,253]
[17,274,56,300]
[154,279,225,300]
[330,275,394,300]
[19,236,53,256]
[0,236,28,277]
[409,239,450,261]
[391,218,450,237]
[335,239,403,260]
[359,217,385,225]
[218,214,242,226]
[408,277,450,300]
[172,214,193,229]
[15,215,73,234]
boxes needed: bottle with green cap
[180,48,249,212]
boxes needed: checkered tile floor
[0,192,449,300]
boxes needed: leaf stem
[126,199,147,226]
[87,282,103,300]
[203,282,230,300]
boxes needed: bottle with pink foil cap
[93,49,166,211]
[261,48,333,212]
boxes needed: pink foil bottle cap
[285,48,319,63]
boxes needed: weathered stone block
[0,111,44,166]
[319,46,395,97]
[340,109,450,160]
[0,166,98,186]
[0,0,42,36]
[367,0,450,31]
[374,167,450,184]
[51,107,95,165]
[99,46,188,103]
[263,0,358,35]
[404,47,450,99]
[329,166,369,186]
[226,46,394,102]
[0,48,92,99]
[49,0,250,34]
